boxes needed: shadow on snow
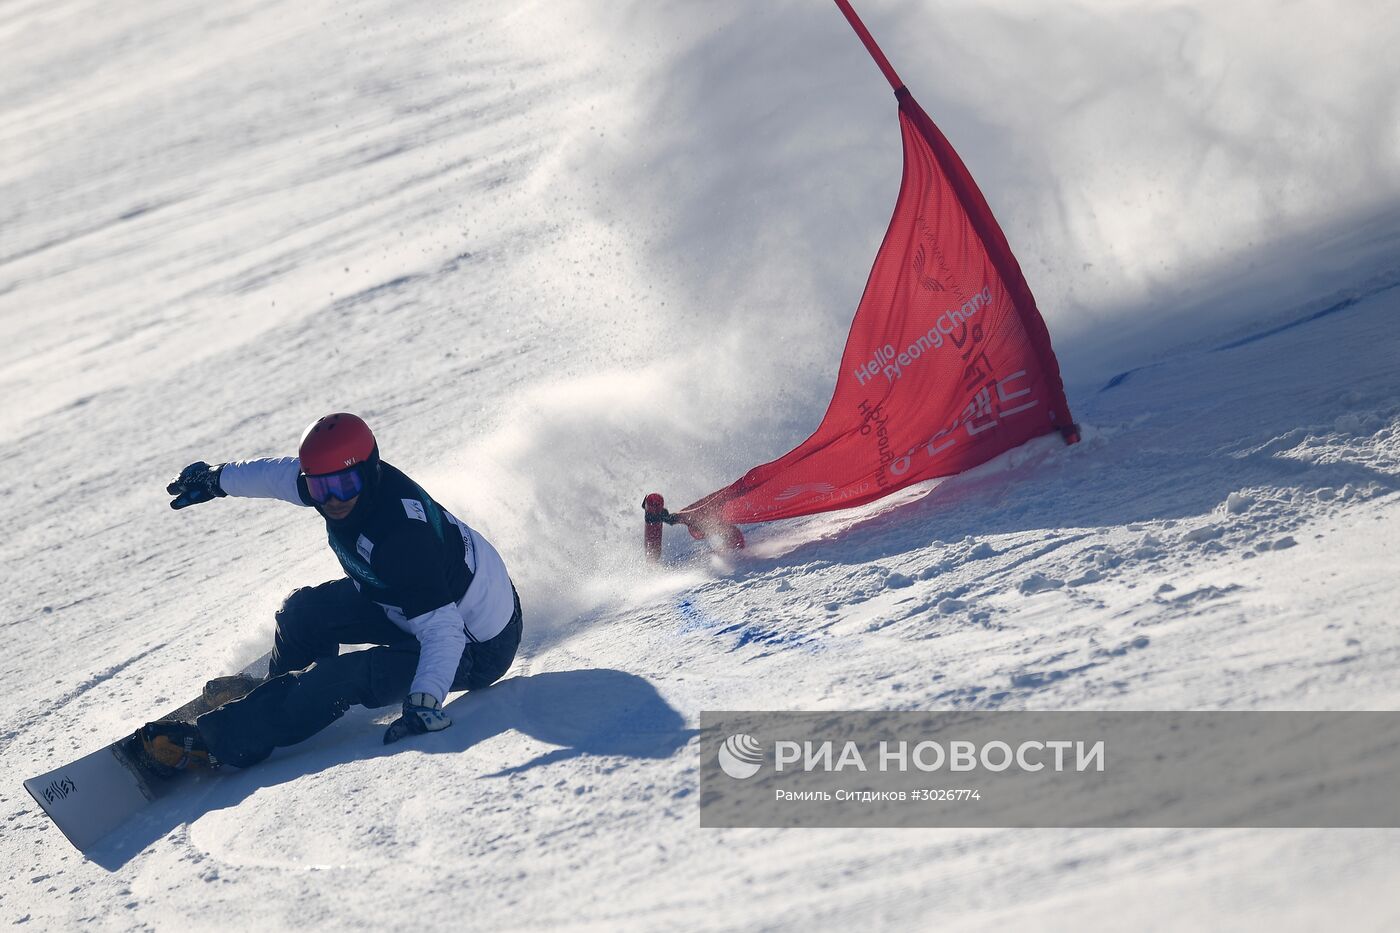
[85,667,694,872]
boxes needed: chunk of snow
[1184,525,1224,543]
[1018,573,1065,595]
[1226,492,1254,515]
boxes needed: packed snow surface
[2,0,1399,929]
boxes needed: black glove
[383,693,452,745]
[167,461,227,510]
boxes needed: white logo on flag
[773,483,837,502]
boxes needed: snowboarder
[139,412,522,773]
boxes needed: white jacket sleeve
[218,457,308,506]
[399,603,469,705]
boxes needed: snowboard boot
[135,721,221,778]
[202,673,264,709]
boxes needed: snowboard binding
[133,721,220,779]
[202,673,264,709]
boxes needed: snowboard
[23,652,271,853]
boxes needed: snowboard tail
[23,652,270,853]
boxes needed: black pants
[198,579,522,768]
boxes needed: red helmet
[299,413,377,476]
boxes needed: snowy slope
[3,0,1400,929]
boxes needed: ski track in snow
[3,0,1400,930]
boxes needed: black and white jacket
[219,457,515,704]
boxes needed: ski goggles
[305,466,365,504]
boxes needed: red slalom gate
[645,0,1076,559]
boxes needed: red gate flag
[648,0,1075,550]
